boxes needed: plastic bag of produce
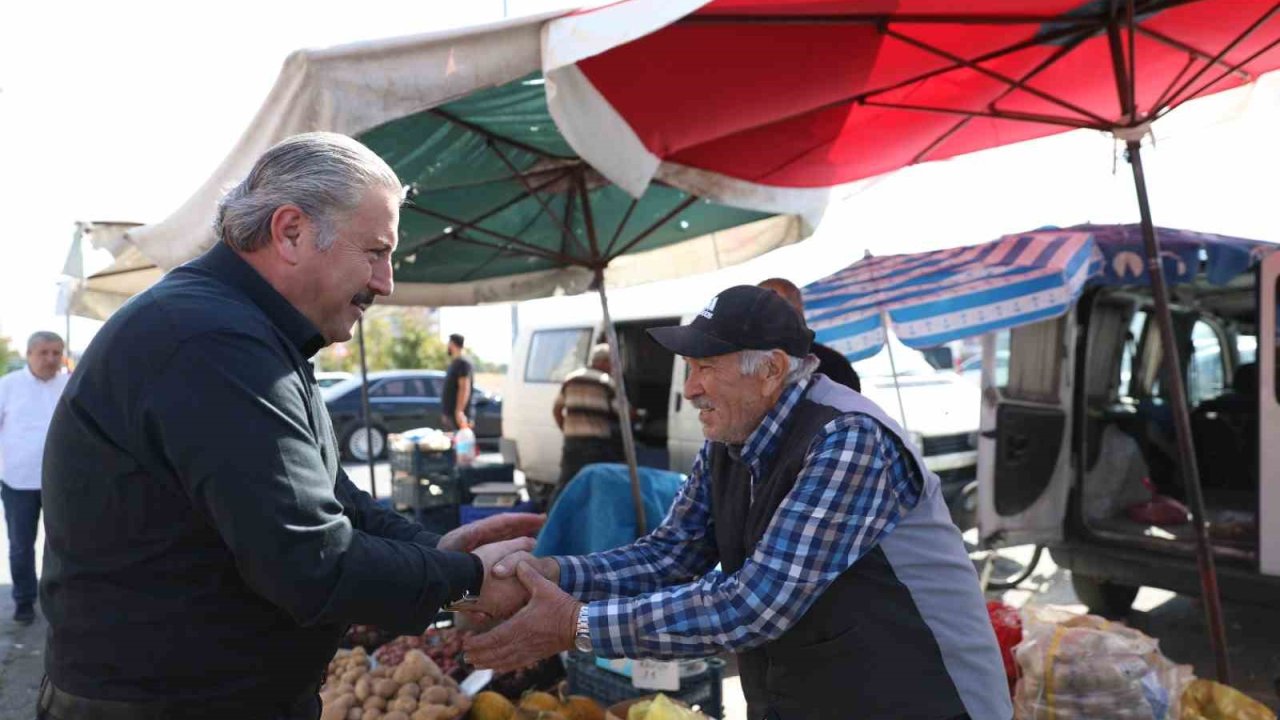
[1181,679,1277,720]
[988,600,1023,696]
[1013,606,1194,720]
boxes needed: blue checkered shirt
[555,378,924,659]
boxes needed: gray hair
[589,343,611,367]
[738,349,818,386]
[214,132,401,253]
[27,331,63,353]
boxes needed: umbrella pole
[594,269,648,538]
[881,313,910,432]
[1124,139,1230,683]
[358,317,377,500]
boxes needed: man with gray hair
[464,285,1011,720]
[549,343,625,507]
[39,132,540,719]
[0,331,67,625]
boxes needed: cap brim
[647,324,742,358]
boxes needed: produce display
[1013,606,1193,720]
[374,626,565,698]
[320,647,472,720]
[470,688,606,720]
[625,695,708,720]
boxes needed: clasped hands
[462,543,582,672]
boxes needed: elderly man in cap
[464,286,1011,720]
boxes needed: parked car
[315,370,354,388]
[323,369,502,461]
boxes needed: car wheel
[344,424,387,462]
[949,480,979,530]
[1070,573,1139,617]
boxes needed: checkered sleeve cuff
[587,598,639,658]
[556,555,596,598]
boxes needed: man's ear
[269,204,307,265]
[765,350,789,392]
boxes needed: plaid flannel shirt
[555,377,923,659]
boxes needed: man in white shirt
[0,331,69,624]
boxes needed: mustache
[689,396,714,411]
[351,290,377,308]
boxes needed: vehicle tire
[1071,573,1139,617]
[344,424,387,462]
[949,480,979,530]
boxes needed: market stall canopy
[56,221,160,321]
[804,224,1279,361]
[540,0,1280,211]
[121,9,802,309]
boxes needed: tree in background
[315,308,451,373]
[0,335,20,372]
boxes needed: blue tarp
[804,224,1277,361]
[534,463,685,557]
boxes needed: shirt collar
[189,242,327,358]
[736,377,811,478]
[23,366,63,384]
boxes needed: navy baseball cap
[647,285,814,359]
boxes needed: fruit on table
[626,695,706,720]
[559,695,606,720]
[469,691,517,720]
[518,692,562,713]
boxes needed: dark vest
[709,390,968,720]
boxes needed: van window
[1004,318,1062,403]
[1188,320,1227,405]
[525,328,592,383]
[1119,310,1148,399]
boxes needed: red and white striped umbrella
[543,0,1280,211]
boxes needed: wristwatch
[574,605,592,653]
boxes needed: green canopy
[359,74,775,289]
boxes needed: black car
[323,369,502,461]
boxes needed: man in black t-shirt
[441,333,473,431]
[758,278,861,393]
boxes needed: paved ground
[2,471,1275,719]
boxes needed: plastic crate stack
[565,652,724,719]
[390,444,460,534]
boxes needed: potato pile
[320,647,472,720]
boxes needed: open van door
[977,315,1075,547]
[1260,252,1280,577]
[667,317,703,474]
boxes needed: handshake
[436,516,582,673]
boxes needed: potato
[363,695,388,711]
[384,712,410,720]
[374,679,399,699]
[416,674,436,688]
[388,696,418,714]
[411,705,452,720]
[342,669,364,684]
[346,708,363,720]
[371,666,391,679]
[420,686,449,705]
[363,711,382,720]
[355,676,372,701]
[392,663,420,685]
[396,683,421,699]
[320,706,347,720]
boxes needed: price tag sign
[631,659,680,691]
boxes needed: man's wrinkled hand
[437,512,545,553]
[467,538,535,621]
[492,550,559,584]
[464,563,581,672]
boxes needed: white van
[506,303,982,521]
[976,251,1280,613]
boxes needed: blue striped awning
[803,224,1277,361]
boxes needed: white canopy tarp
[116,7,804,312]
